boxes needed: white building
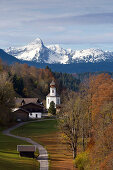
[29,112,42,119]
[46,80,60,109]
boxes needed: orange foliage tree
[88,73,113,169]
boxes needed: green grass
[0,129,39,170]
[12,120,58,137]
[12,120,75,170]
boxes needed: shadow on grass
[37,157,48,160]
[0,151,18,155]
[49,158,63,162]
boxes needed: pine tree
[48,101,56,115]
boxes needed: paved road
[3,120,49,170]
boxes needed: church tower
[50,80,56,96]
[46,80,60,109]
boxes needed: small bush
[48,113,53,117]
[74,152,90,170]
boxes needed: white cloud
[0,0,113,48]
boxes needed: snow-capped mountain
[6,38,49,63]
[6,38,69,64]
[72,49,113,63]
[5,38,113,64]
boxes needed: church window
[52,90,54,93]
[48,99,49,104]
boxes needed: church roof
[20,102,44,109]
[17,145,36,152]
[47,93,60,97]
[12,108,29,114]
[50,80,55,87]
[15,98,41,106]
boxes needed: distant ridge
[0,49,20,64]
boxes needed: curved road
[3,121,49,170]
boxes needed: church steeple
[46,80,60,109]
[50,80,56,96]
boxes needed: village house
[13,98,45,121]
[13,108,29,121]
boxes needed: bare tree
[59,92,81,159]
[59,88,90,159]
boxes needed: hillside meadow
[12,120,76,170]
[0,127,39,170]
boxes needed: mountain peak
[29,38,43,46]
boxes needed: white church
[46,80,60,109]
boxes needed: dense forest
[0,60,80,99]
[73,71,113,82]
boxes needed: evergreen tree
[48,101,56,115]
[12,74,24,96]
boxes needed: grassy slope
[12,120,76,170]
[0,127,39,170]
[12,120,58,137]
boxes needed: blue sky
[1,0,113,50]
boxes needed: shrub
[74,152,90,170]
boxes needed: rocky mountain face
[5,38,113,64]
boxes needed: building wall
[46,96,60,109]
[50,87,56,96]
[13,110,29,121]
[29,112,42,119]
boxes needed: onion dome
[50,80,55,87]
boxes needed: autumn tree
[0,72,15,125]
[59,91,89,159]
[88,73,113,169]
